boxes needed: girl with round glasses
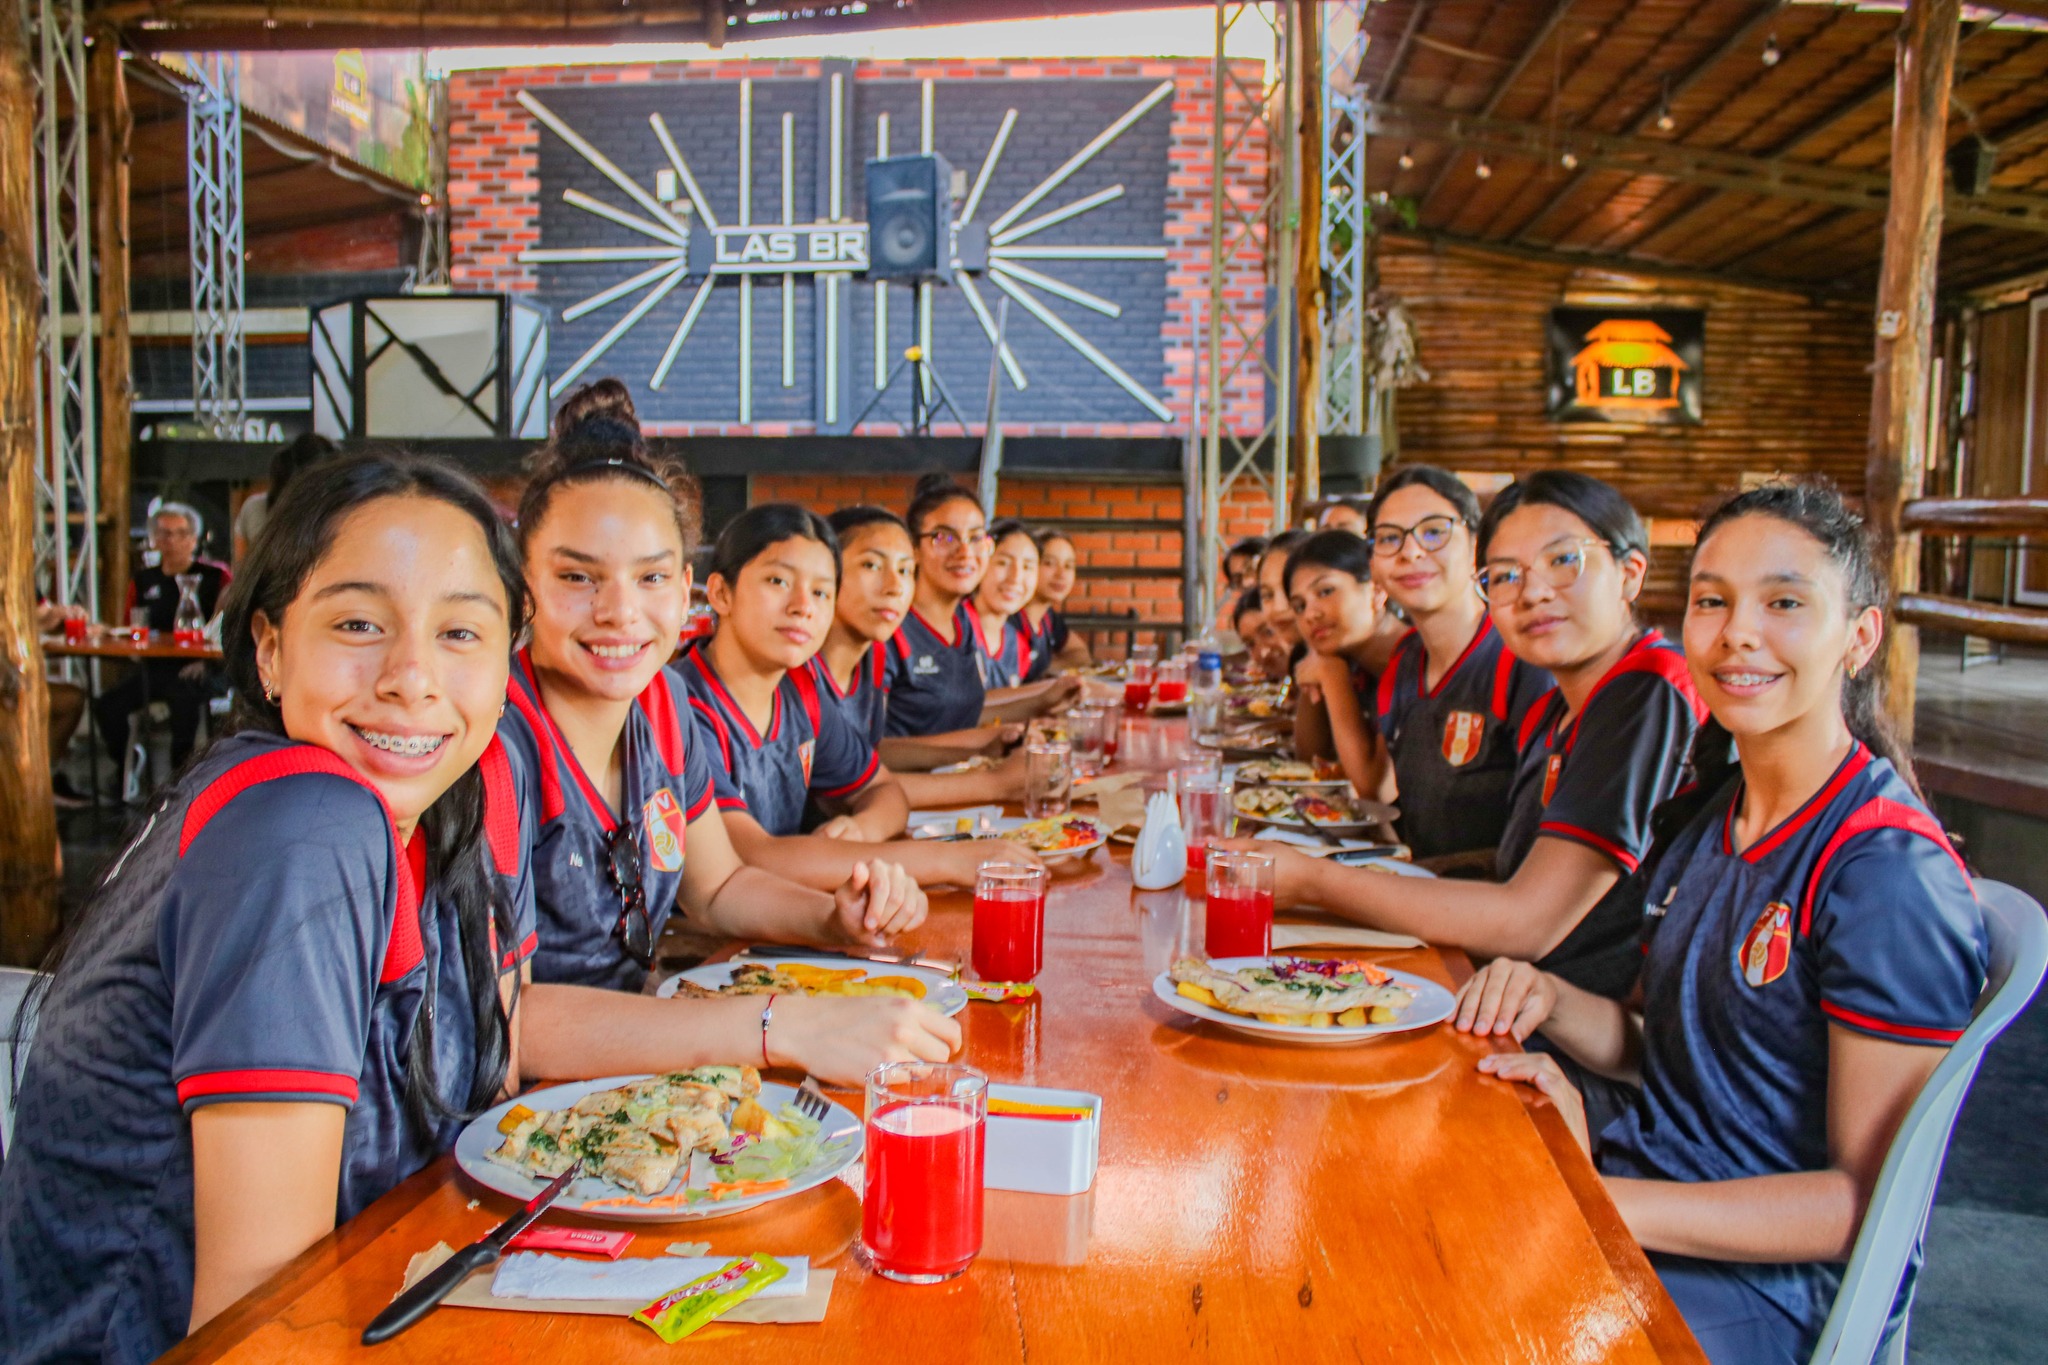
[503,387,934,990]
[1458,482,1985,1364]
[1222,471,1702,1000]
[1366,466,1553,863]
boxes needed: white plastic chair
[0,965,43,1157]
[1809,879,2048,1365]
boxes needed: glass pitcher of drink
[172,574,205,648]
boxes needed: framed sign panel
[1546,307,1704,425]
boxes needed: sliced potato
[862,974,928,1000]
[1336,1006,1368,1027]
[729,1096,772,1135]
[497,1103,536,1135]
[1369,1004,1398,1024]
[1176,981,1223,1009]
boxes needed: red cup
[1205,849,1275,958]
[62,616,88,645]
[972,861,1048,982]
[861,1063,987,1284]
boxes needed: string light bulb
[1474,158,1492,179]
[1560,148,1579,170]
[1397,146,1415,170]
[1656,76,1675,131]
[1762,34,1781,67]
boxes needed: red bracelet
[760,994,778,1068]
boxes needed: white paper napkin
[1271,923,1424,951]
[491,1252,809,1302]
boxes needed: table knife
[360,1160,582,1345]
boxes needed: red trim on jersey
[1818,1000,1966,1043]
[1562,631,1706,755]
[1518,688,1559,751]
[504,666,565,824]
[515,653,618,835]
[176,1068,359,1106]
[1798,796,1969,936]
[1722,745,1874,863]
[1489,636,1518,724]
[1424,616,1494,700]
[499,928,539,970]
[1539,820,1642,872]
[476,737,522,877]
[908,603,964,647]
[888,628,912,661]
[870,642,888,692]
[817,749,882,800]
[687,646,777,749]
[685,786,715,821]
[1375,631,1414,725]
[809,653,849,701]
[787,662,825,738]
[635,668,690,778]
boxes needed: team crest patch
[643,788,686,873]
[1442,711,1485,767]
[1740,901,1793,988]
[799,739,816,786]
[1541,753,1563,805]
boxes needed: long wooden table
[168,718,1703,1363]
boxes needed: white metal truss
[1319,0,1369,439]
[1198,0,1300,627]
[25,0,97,616]
[186,52,246,437]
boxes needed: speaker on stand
[865,152,955,280]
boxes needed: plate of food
[1222,684,1291,719]
[656,957,969,1017]
[1154,956,1454,1045]
[1195,724,1288,758]
[995,812,1108,861]
[456,1070,862,1220]
[1231,785,1392,836]
[1232,757,1347,787]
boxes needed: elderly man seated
[92,502,231,779]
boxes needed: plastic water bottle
[1190,631,1225,737]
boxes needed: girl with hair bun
[678,502,1040,892]
[1459,480,1986,1364]
[504,387,932,988]
[1222,471,1703,1000]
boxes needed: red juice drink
[1154,679,1187,704]
[972,860,1048,981]
[862,1094,986,1282]
[1122,679,1152,711]
[1205,889,1274,957]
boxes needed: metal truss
[1319,0,1369,438]
[25,0,97,617]
[1198,0,1300,627]
[414,74,452,289]
[186,52,246,437]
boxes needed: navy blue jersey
[1497,630,1706,996]
[968,601,1036,690]
[499,651,716,992]
[0,731,532,1365]
[1374,618,1553,860]
[809,645,890,749]
[1029,606,1070,671]
[1600,746,1986,1343]
[883,603,987,737]
[677,645,881,837]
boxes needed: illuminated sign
[1546,307,1704,425]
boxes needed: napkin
[1092,783,1150,834]
[1071,770,1144,802]
[491,1252,809,1302]
[1271,923,1424,951]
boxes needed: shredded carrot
[577,1177,791,1211]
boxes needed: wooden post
[0,3,61,966]
[91,29,131,616]
[1866,0,1960,746]
[1294,0,1324,511]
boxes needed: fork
[792,1075,833,1124]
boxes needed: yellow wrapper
[631,1254,787,1343]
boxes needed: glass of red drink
[972,860,1048,982]
[861,1062,988,1284]
[61,615,88,645]
[1205,849,1275,958]
[1124,645,1157,711]
[1177,771,1229,875]
[1154,658,1188,705]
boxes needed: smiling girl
[971,519,1042,689]
[0,452,958,1364]
[504,387,928,991]
[1225,471,1703,998]
[1025,527,1091,669]
[678,504,1037,891]
[1282,531,1397,799]
[1366,466,1552,862]
[1458,482,1986,1364]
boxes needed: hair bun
[912,471,965,499]
[552,377,640,443]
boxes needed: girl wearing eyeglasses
[1365,466,1553,863]
[1457,482,1985,1365]
[1281,530,1398,800]
[504,395,931,991]
[679,503,1040,891]
[1224,471,1702,999]
[1025,527,1092,670]
[0,450,959,1364]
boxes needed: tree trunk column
[92,28,131,616]
[1866,0,1960,747]
[0,4,62,966]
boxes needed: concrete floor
[43,651,2048,1361]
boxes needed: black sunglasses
[604,823,655,968]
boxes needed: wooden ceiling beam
[1361,100,2048,233]
[1409,0,1581,221]
[1372,0,1434,101]
[1384,225,1854,298]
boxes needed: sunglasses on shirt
[604,823,656,968]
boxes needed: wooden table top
[41,632,223,662]
[166,717,1702,1364]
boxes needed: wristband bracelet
[760,994,778,1068]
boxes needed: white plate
[655,956,970,1017]
[1151,956,1456,1046]
[992,814,1108,862]
[455,1076,863,1222]
[907,805,1007,839]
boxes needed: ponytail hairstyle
[226,451,528,1135]
[520,378,702,559]
[709,502,841,591]
[987,517,1035,554]
[828,504,911,549]
[1284,528,1377,597]
[905,472,982,537]
[1368,463,1482,531]
[1033,525,1078,558]
[1477,469,1648,564]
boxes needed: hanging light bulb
[1655,76,1675,131]
[1475,158,1493,179]
[1397,146,1415,170]
[1560,148,1579,170]
[1761,34,1781,67]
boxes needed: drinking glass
[61,614,88,645]
[127,606,149,644]
[1123,644,1157,711]
[1068,704,1109,779]
[1205,849,1276,958]
[1024,739,1072,819]
[1177,772,1229,875]
[861,1062,988,1284]
[1153,658,1188,706]
[972,860,1049,982]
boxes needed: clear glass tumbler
[1024,738,1072,819]
[861,1062,988,1284]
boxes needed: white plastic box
[982,1084,1102,1196]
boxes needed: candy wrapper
[963,981,1037,1003]
[632,1254,787,1344]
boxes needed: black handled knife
[361,1160,583,1345]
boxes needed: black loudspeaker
[865,153,955,281]
[1948,138,1996,196]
